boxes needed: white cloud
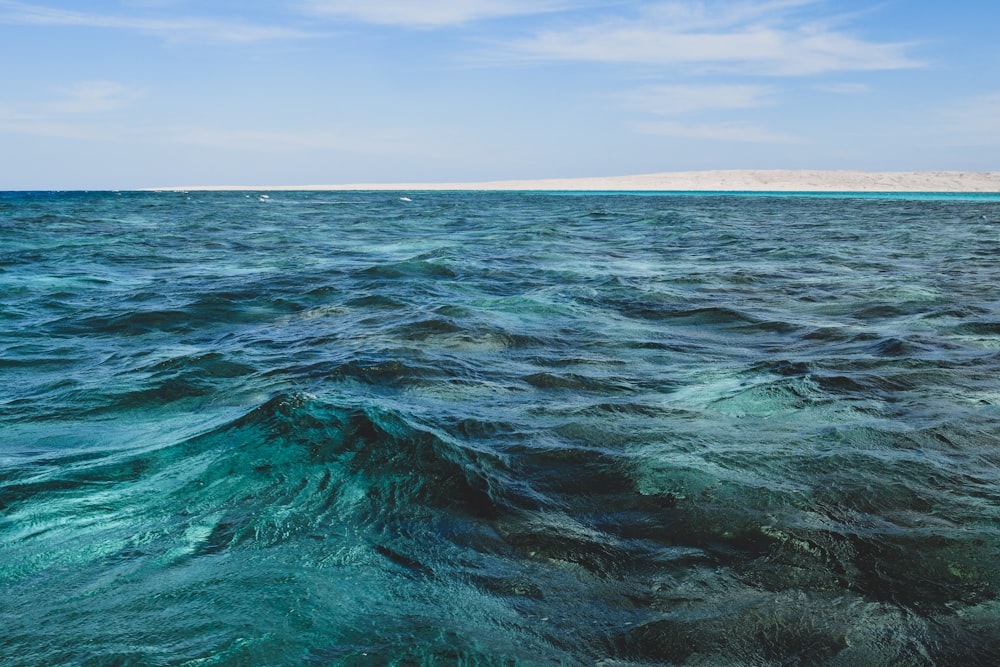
[814,82,870,94]
[508,0,921,75]
[625,83,776,115]
[302,0,577,28]
[0,1,321,42]
[635,118,802,143]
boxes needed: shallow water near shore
[2,190,1000,665]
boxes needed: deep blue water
[2,190,1000,665]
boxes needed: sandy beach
[154,170,1000,193]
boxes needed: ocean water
[2,190,1000,666]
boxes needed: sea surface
[2,190,1000,666]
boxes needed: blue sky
[0,0,997,189]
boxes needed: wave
[6,390,996,663]
[2,392,504,564]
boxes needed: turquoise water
[2,190,999,665]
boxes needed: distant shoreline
[149,170,1000,193]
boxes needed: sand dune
[155,170,1000,193]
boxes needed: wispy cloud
[635,118,802,143]
[0,103,37,122]
[637,0,815,31]
[625,83,776,115]
[41,81,133,114]
[301,0,580,28]
[0,0,321,42]
[620,82,794,144]
[507,0,921,75]
[622,81,799,144]
[153,126,362,151]
[0,111,421,157]
[813,82,870,94]
[0,117,116,141]
[0,80,136,139]
[937,92,1000,146]
[0,81,138,125]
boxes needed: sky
[0,0,997,189]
